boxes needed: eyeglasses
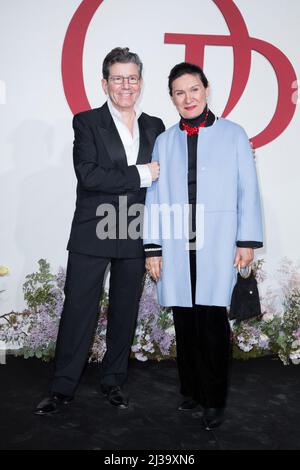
[108,75,140,85]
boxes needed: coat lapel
[97,103,157,168]
[97,103,128,169]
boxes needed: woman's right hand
[145,256,162,282]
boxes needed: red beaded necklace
[180,108,209,136]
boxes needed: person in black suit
[34,47,164,415]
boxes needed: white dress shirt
[107,98,152,188]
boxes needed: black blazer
[67,102,165,258]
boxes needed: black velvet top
[180,105,215,244]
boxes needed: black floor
[0,356,299,450]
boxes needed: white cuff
[136,164,152,188]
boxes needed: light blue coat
[143,118,263,307]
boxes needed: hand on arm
[147,161,160,181]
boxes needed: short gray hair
[102,47,143,80]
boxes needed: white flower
[258,334,270,349]
[134,353,148,362]
[262,312,274,322]
[131,343,141,353]
[289,350,300,365]
[238,343,254,353]
[143,342,154,352]
[165,326,175,336]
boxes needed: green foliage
[9,338,57,363]
[100,289,109,308]
[157,307,173,329]
[232,343,268,361]
[23,259,56,311]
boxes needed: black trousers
[172,252,231,408]
[50,252,145,396]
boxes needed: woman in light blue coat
[144,63,263,430]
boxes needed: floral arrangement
[0,258,299,365]
[232,258,300,365]
[0,260,64,359]
[90,275,176,363]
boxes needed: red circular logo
[62,0,298,148]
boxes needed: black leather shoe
[202,407,225,430]
[178,399,200,411]
[33,393,74,416]
[52,392,74,405]
[101,385,129,409]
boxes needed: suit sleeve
[73,114,140,194]
[158,119,166,135]
[236,128,263,246]
[144,243,162,257]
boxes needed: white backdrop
[0,0,299,313]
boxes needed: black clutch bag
[229,265,262,321]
